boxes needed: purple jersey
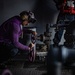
[0,16,29,50]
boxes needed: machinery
[37,21,75,75]
[20,27,36,62]
[37,24,51,50]
[47,0,75,75]
[36,24,51,62]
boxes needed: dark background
[0,0,59,34]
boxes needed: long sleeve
[11,23,29,51]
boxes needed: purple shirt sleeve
[11,23,29,51]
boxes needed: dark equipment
[47,20,75,75]
[46,0,75,74]
[36,20,75,75]
[37,24,51,50]
[22,27,36,62]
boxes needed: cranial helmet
[20,11,36,23]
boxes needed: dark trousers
[0,42,18,63]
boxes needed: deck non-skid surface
[3,60,47,75]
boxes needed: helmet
[20,11,36,23]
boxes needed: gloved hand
[29,43,35,49]
[28,43,35,62]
